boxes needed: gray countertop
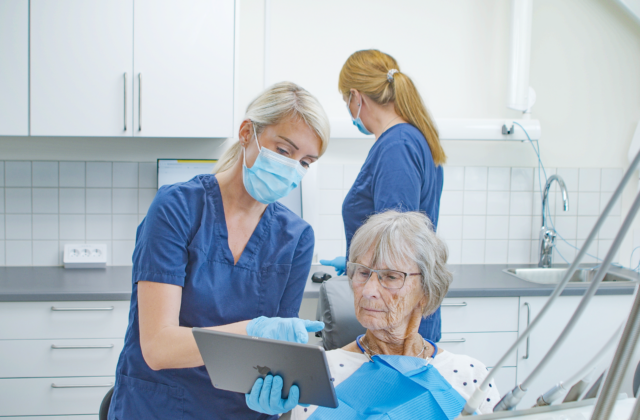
[0,264,636,302]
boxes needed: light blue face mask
[347,91,373,136]
[242,125,307,205]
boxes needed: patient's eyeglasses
[346,262,422,290]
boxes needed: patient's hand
[245,374,301,415]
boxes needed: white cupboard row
[0,294,634,417]
[0,0,234,138]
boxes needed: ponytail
[213,141,243,174]
[392,73,445,166]
[338,50,446,166]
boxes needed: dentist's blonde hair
[213,82,330,174]
[339,50,446,166]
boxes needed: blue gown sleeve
[132,185,195,287]
[372,139,425,213]
[276,226,315,318]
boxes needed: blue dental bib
[309,354,466,420]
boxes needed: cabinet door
[0,0,28,135]
[515,294,635,409]
[30,0,133,136]
[133,0,234,138]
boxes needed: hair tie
[387,69,399,83]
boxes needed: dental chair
[315,277,365,350]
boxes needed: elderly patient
[291,210,500,419]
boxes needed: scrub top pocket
[111,373,184,420]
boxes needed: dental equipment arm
[459,147,640,416]
[562,368,600,403]
[533,324,623,407]
[591,280,640,420]
[494,186,640,412]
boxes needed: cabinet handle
[51,306,114,311]
[51,344,114,350]
[439,338,466,343]
[523,302,531,359]
[441,302,467,307]
[138,72,142,131]
[123,72,127,131]
[52,383,113,388]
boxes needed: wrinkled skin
[344,249,439,357]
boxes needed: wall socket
[63,244,108,269]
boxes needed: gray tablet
[192,328,338,408]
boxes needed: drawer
[438,331,518,367]
[0,339,124,378]
[0,377,114,416]
[0,301,129,339]
[441,297,519,333]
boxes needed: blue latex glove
[246,316,324,343]
[246,375,301,415]
[319,256,346,276]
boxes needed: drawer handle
[441,302,467,307]
[51,344,114,350]
[51,382,114,388]
[439,338,466,343]
[523,302,531,360]
[51,306,115,311]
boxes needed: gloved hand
[246,375,301,415]
[320,256,347,276]
[246,316,324,343]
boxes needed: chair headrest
[316,277,366,350]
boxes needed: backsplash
[313,164,623,265]
[0,161,157,266]
[0,161,624,266]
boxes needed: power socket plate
[63,244,108,269]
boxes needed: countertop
[0,264,636,302]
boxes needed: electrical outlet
[63,244,107,269]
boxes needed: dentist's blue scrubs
[109,174,314,420]
[342,123,444,341]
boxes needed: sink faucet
[539,175,569,268]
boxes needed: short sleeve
[276,226,315,318]
[372,139,424,213]
[132,184,195,287]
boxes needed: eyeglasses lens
[348,263,405,289]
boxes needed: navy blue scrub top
[342,123,444,342]
[109,174,314,420]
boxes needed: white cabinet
[29,0,234,138]
[0,0,29,136]
[515,294,636,408]
[133,0,235,138]
[439,297,520,394]
[30,0,134,137]
[0,301,129,418]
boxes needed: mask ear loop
[349,91,363,120]
[243,122,262,167]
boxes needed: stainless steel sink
[503,267,638,285]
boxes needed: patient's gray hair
[348,210,452,317]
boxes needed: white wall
[2,0,640,264]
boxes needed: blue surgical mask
[242,126,307,204]
[347,91,373,135]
